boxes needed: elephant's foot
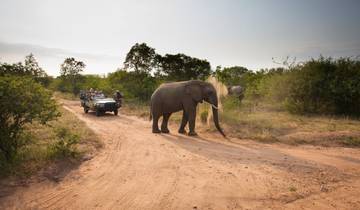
[152,128,161,134]
[188,131,198,136]
[178,129,187,134]
[161,128,170,133]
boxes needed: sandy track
[1,100,360,209]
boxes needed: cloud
[0,41,122,76]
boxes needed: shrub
[49,127,80,158]
[0,76,59,162]
[108,70,159,101]
[285,57,360,116]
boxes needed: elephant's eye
[206,90,213,96]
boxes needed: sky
[0,0,359,76]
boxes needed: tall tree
[124,43,157,74]
[215,66,249,86]
[24,53,47,77]
[60,57,85,95]
[157,53,211,81]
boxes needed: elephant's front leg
[178,111,188,134]
[187,108,197,136]
[161,113,171,133]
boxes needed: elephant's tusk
[204,101,219,109]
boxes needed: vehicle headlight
[95,103,104,108]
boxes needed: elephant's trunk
[212,106,226,137]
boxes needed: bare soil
[1,100,360,210]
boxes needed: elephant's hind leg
[152,114,161,133]
[178,111,188,134]
[161,113,171,133]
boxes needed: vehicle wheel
[114,109,118,116]
[84,107,89,113]
[96,109,101,116]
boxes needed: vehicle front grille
[104,103,116,110]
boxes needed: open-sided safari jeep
[80,91,121,116]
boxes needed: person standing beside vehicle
[114,90,123,107]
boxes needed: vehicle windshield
[93,94,106,99]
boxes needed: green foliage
[215,65,249,86]
[108,69,159,101]
[285,57,360,116]
[0,54,52,87]
[218,57,360,117]
[223,95,242,110]
[124,43,157,74]
[49,127,80,158]
[156,53,211,81]
[0,76,60,162]
[60,57,86,95]
[24,53,47,78]
[52,43,213,101]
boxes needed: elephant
[227,85,244,101]
[150,80,226,137]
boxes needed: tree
[24,53,53,87]
[214,66,249,86]
[108,69,158,101]
[0,54,52,87]
[24,53,47,77]
[157,53,211,81]
[0,76,59,162]
[0,62,27,76]
[124,43,158,74]
[60,57,85,95]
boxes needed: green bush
[285,57,360,116]
[0,76,59,163]
[221,57,360,117]
[108,70,159,101]
[49,127,80,158]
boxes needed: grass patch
[341,137,360,147]
[121,98,150,119]
[53,91,79,100]
[0,106,102,179]
[289,186,297,192]
[220,98,360,146]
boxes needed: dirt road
[1,100,360,209]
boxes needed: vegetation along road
[0,99,359,209]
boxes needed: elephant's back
[151,82,186,105]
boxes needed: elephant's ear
[185,84,203,103]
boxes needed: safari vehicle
[80,91,121,116]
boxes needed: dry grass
[216,97,360,146]
[121,99,150,119]
[121,96,360,147]
[0,105,102,179]
[53,91,79,100]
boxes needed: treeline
[215,57,360,116]
[51,43,212,100]
[50,42,360,117]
